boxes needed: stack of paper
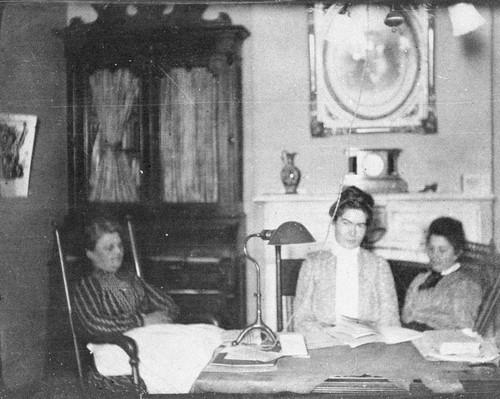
[204,332,310,372]
[412,329,499,363]
[204,351,279,372]
[440,341,480,356]
[203,344,281,372]
[278,332,309,358]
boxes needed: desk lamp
[232,229,277,347]
[232,222,315,347]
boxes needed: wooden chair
[280,258,305,332]
[388,259,425,312]
[52,215,143,392]
[467,242,500,336]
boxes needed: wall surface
[0,3,67,389]
[232,4,493,198]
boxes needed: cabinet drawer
[144,257,235,291]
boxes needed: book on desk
[204,351,279,372]
[326,316,423,348]
[204,332,309,372]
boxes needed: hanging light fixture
[448,3,485,37]
[384,4,405,28]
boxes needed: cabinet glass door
[86,68,142,203]
[159,67,218,203]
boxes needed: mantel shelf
[254,192,495,203]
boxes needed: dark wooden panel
[280,259,305,297]
[388,260,426,310]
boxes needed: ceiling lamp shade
[448,3,486,36]
[384,5,405,28]
[268,221,316,246]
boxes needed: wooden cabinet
[55,4,249,328]
[146,258,242,326]
[138,215,246,328]
[57,4,249,214]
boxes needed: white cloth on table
[87,323,224,394]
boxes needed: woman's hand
[143,310,175,326]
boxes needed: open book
[326,316,423,348]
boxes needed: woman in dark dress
[74,217,179,337]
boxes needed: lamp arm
[243,233,263,320]
[243,234,261,274]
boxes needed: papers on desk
[326,316,423,348]
[204,332,309,372]
[412,329,499,363]
[204,345,280,372]
[278,332,309,358]
[206,352,279,372]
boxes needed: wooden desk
[193,342,500,396]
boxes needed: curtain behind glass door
[159,68,218,203]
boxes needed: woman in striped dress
[73,217,179,337]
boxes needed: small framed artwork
[462,173,491,196]
[0,113,37,197]
[309,3,437,137]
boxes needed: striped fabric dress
[74,269,179,336]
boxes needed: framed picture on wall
[0,113,37,197]
[309,3,437,137]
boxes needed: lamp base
[232,321,278,348]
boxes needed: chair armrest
[91,333,139,362]
[90,333,141,385]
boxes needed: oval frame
[309,3,437,136]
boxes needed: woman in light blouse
[294,186,400,348]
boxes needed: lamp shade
[268,221,316,246]
[384,5,405,28]
[448,3,485,37]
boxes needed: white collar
[440,262,461,276]
[331,237,360,258]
